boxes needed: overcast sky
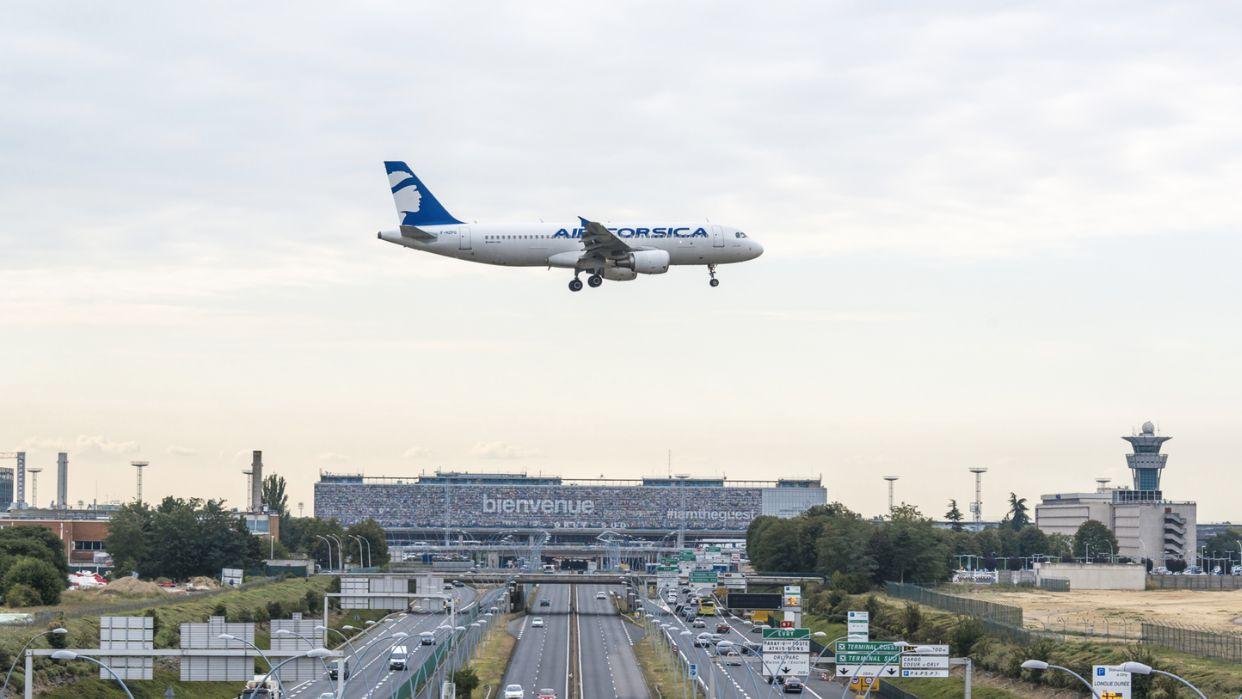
[3,3,1240,521]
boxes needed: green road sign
[836,642,900,653]
[762,628,810,640]
[679,551,696,561]
[835,652,900,664]
[689,571,718,583]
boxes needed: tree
[0,527,70,581]
[1073,520,1118,561]
[870,506,951,583]
[262,474,289,517]
[1201,528,1242,558]
[345,519,391,567]
[1005,493,1030,531]
[945,500,964,532]
[750,519,804,571]
[4,583,40,607]
[453,667,480,697]
[1016,526,1049,557]
[104,502,153,576]
[3,558,63,605]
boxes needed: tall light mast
[969,467,988,531]
[883,476,899,514]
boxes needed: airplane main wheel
[709,278,720,287]
[568,278,584,292]
[588,274,603,288]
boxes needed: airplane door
[458,226,472,251]
[712,225,725,248]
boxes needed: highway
[642,592,836,699]
[575,584,649,699]
[503,584,571,698]
[284,584,506,699]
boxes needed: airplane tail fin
[383,161,464,226]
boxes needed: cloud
[19,435,140,455]
[165,445,196,456]
[402,446,432,459]
[470,442,540,460]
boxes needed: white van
[389,645,410,670]
[419,631,436,645]
[239,675,281,698]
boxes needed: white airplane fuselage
[379,222,762,268]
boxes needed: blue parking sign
[689,664,698,678]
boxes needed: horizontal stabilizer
[400,225,437,240]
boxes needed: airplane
[376,161,763,291]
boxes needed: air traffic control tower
[1123,421,1170,493]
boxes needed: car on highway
[751,624,768,634]
[327,658,350,681]
[317,693,336,699]
[389,645,410,670]
[693,633,712,647]
[537,690,558,699]
[595,591,606,600]
[419,631,436,645]
[504,685,525,699]
[691,619,706,628]
[716,623,731,634]
[723,650,743,666]
[540,599,551,607]
[531,617,545,628]
[782,677,804,693]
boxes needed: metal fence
[1038,578,1071,592]
[884,582,1023,627]
[1140,622,1242,663]
[1148,574,1242,590]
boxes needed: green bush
[3,558,62,605]
[454,667,480,697]
[948,618,983,656]
[5,583,41,607]
[266,600,284,620]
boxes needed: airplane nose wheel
[708,264,720,287]
[587,274,603,288]
[709,278,720,287]
[568,278,584,292]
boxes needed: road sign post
[847,611,870,642]
[1092,665,1132,699]
[762,628,810,678]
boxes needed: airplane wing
[578,217,632,260]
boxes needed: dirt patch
[187,576,221,590]
[101,577,164,597]
[956,586,1242,635]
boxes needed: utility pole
[969,467,988,531]
[883,476,898,513]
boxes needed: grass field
[467,612,517,698]
[4,576,337,696]
[634,621,691,698]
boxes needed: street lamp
[357,631,409,693]
[315,624,360,657]
[327,534,345,571]
[2,627,68,693]
[348,535,366,570]
[1119,661,1207,699]
[315,534,335,572]
[220,633,286,697]
[1021,660,1101,698]
[254,647,336,697]
[49,650,135,699]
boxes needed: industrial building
[1035,421,1197,566]
[314,470,827,545]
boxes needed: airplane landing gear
[569,277,583,292]
[587,274,603,288]
[708,264,719,287]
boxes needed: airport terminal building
[314,471,826,544]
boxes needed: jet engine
[602,267,638,281]
[616,249,670,275]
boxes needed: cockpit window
[735,231,747,239]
